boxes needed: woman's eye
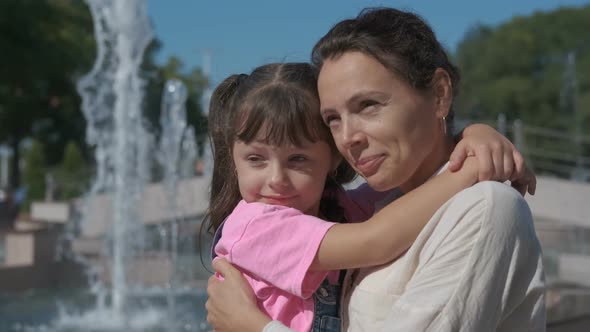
[360,100,379,110]
[324,115,339,126]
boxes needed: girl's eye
[247,155,264,164]
[289,155,308,163]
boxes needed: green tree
[22,140,46,209]
[55,141,89,200]
[62,142,85,174]
[0,0,209,190]
[454,5,590,177]
[0,0,95,188]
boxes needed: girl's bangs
[235,85,330,147]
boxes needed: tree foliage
[455,5,590,178]
[0,0,95,187]
[22,140,46,209]
[55,141,89,200]
[0,0,209,196]
[455,5,590,130]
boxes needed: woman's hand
[449,124,536,196]
[206,258,271,332]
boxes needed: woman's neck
[399,137,455,194]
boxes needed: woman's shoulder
[457,181,526,209]
[451,181,535,236]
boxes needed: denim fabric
[310,276,342,332]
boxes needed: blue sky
[147,0,589,85]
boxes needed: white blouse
[264,180,546,332]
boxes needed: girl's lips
[355,155,386,177]
[261,195,298,205]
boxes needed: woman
[207,7,545,332]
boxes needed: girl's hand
[448,124,536,196]
[206,258,270,332]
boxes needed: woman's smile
[354,154,386,177]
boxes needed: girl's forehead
[234,140,334,162]
[238,136,319,149]
[235,123,326,148]
[243,119,324,141]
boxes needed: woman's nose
[340,117,364,150]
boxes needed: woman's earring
[441,116,447,136]
[331,167,338,179]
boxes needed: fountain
[76,0,154,315]
[0,1,210,331]
[156,79,199,320]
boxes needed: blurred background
[0,0,589,331]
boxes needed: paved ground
[548,315,590,332]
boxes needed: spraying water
[76,0,153,317]
[157,79,193,320]
[1,1,212,330]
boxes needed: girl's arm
[346,124,536,216]
[311,123,538,271]
[450,123,536,195]
[310,158,479,271]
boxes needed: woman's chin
[363,165,410,191]
[365,174,396,192]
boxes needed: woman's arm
[206,259,271,332]
[310,158,479,271]
[207,259,294,332]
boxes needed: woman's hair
[311,7,460,134]
[204,62,356,234]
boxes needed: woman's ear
[431,68,452,119]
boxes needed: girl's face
[317,51,446,192]
[232,134,336,217]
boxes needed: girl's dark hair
[311,7,460,134]
[204,62,356,234]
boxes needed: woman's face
[317,51,446,192]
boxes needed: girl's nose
[269,163,289,189]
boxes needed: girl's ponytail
[205,74,248,233]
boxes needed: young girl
[206,62,494,332]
